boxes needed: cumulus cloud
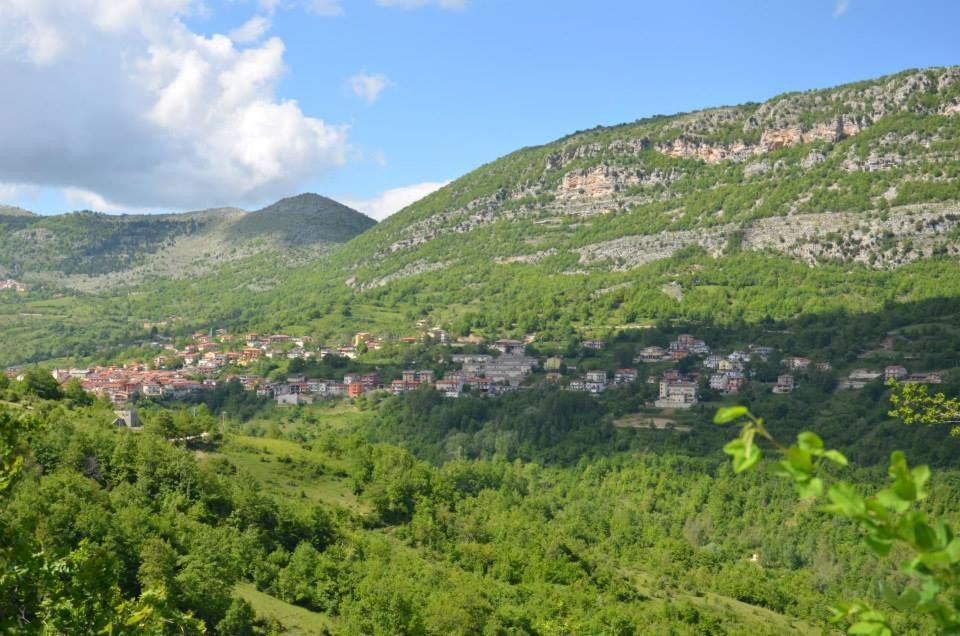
[348,72,391,103]
[229,15,272,44]
[833,0,850,17]
[0,0,348,210]
[376,0,466,8]
[342,181,448,220]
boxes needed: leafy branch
[888,380,960,437]
[716,405,960,635]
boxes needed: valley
[3,63,960,635]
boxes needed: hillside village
[0,278,26,292]
[7,322,947,429]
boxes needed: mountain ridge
[329,66,960,285]
[221,64,960,344]
[3,65,960,365]
[0,194,375,291]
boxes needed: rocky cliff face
[556,165,676,200]
[574,206,960,272]
[656,115,867,163]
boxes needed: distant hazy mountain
[0,194,375,290]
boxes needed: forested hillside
[6,67,960,366]
[2,340,958,634]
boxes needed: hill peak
[228,193,376,246]
[0,204,37,218]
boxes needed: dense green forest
[2,316,959,634]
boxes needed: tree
[138,538,179,596]
[64,378,93,406]
[21,367,63,400]
[216,598,256,636]
[145,411,177,439]
[277,542,320,607]
[888,380,960,436]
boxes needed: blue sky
[2,0,959,218]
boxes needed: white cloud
[63,187,134,213]
[376,0,466,8]
[306,0,344,16]
[833,0,850,17]
[0,0,349,210]
[342,181,448,221]
[229,15,271,44]
[0,182,33,202]
[348,72,390,103]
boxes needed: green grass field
[207,432,365,512]
[235,583,335,635]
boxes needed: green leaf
[826,482,866,517]
[848,621,888,635]
[880,584,921,611]
[733,444,762,473]
[714,406,749,424]
[876,488,911,513]
[722,438,744,458]
[888,451,908,477]
[786,447,813,475]
[891,475,918,503]
[945,537,960,561]
[770,461,792,478]
[797,431,824,453]
[864,533,893,557]
[796,477,823,499]
[912,464,931,498]
[918,549,953,567]
[914,521,938,551]
[125,606,153,626]
[823,449,848,466]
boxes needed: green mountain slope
[337,66,960,283]
[0,194,375,291]
[4,66,960,364]
[246,65,960,340]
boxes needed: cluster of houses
[566,368,638,394]
[142,328,421,374]
[0,278,26,292]
[651,369,699,408]
[165,332,353,370]
[264,353,542,404]
[145,329,540,373]
[392,352,541,399]
[11,320,953,413]
[636,334,712,363]
[267,372,382,405]
[838,365,943,390]
[52,365,215,405]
